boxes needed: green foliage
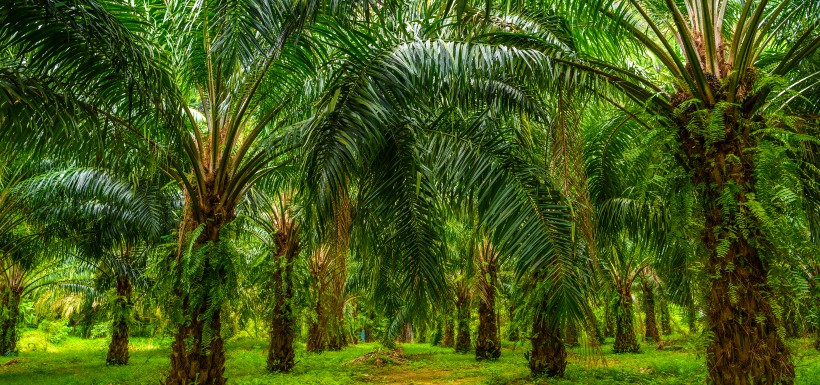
[37,321,71,345]
[4,330,820,384]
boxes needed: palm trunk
[814,327,820,351]
[165,219,229,385]
[641,279,660,343]
[0,287,21,356]
[415,323,427,343]
[659,298,672,336]
[528,313,566,378]
[475,254,500,360]
[306,297,326,352]
[441,313,455,348]
[267,230,298,373]
[613,288,640,353]
[686,300,698,334]
[106,274,132,365]
[454,286,471,354]
[396,323,413,343]
[507,303,519,342]
[678,119,794,384]
[326,305,346,351]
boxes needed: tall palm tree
[5,1,580,380]
[4,1,334,382]
[451,1,820,381]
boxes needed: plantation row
[1,1,819,384]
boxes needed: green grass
[1,330,819,384]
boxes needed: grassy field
[1,329,819,384]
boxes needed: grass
[1,330,819,384]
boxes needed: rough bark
[454,284,471,354]
[306,300,326,353]
[687,301,698,334]
[475,248,500,360]
[431,319,443,346]
[613,289,640,353]
[165,218,229,385]
[106,274,132,365]
[507,303,519,342]
[815,327,820,351]
[659,298,672,336]
[441,313,455,348]
[0,287,21,356]
[676,106,794,384]
[396,323,413,343]
[267,225,298,373]
[641,278,660,343]
[528,314,566,378]
[166,310,226,385]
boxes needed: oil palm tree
[245,190,302,372]
[4,1,337,382]
[5,1,581,380]
[22,168,177,364]
[451,1,819,381]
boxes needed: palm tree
[454,1,819,381]
[4,1,336,382]
[5,1,580,380]
[600,240,650,353]
[299,4,582,368]
[23,168,177,365]
[247,191,301,372]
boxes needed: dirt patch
[361,369,471,385]
[347,348,409,367]
[1,358,26,367]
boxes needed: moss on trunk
[106,274,132,365]
[475,251,500,360]
[527,314,566,378]
[0,287,21,356]
[454,285,471,354]
[641,278,660,343]
[676,108,794,384]
[613,289,640,353]
[441,313,455,348]
[267,227,298,373]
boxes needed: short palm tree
[23,168,177,365]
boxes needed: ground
[1,330,819,384]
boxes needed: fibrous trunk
[528,313,566,378]
[165,221,229,385]
[454,284,471,354]
[106,274,132,365]
[0,287,21,356]
[431,318,443,346]
[677,116,794,384]
[397,323,413,343]
[641,278,660,343]
[475,247,500,360]
[306,297,326,352]
[267,227,298,373]
[441,313,455,348]
[613,289,640,353]
[659,298,672,336]
[507,304,519,342]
